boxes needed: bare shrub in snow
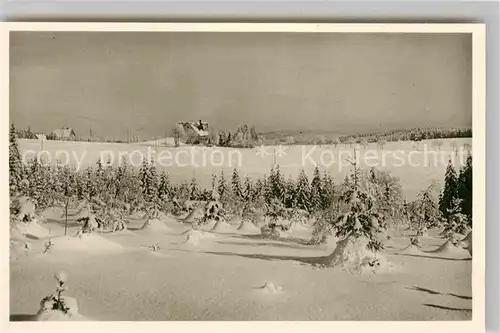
[36,272,80,321]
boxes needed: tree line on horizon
[13,122,471,148]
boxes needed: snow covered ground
[10,211,472,321]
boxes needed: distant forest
[338,127,472,145]
[261,127,472,146]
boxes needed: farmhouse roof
[178,121,209,137]
[52,127,76,139]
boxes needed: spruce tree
[284,176,296,208]
[442,198,470,239]
[457,154,472,222]
[95,159,105,196]
[83,166,98,201]
[9,124,24,196]
[231,168,243,200]
[113,160,129,201]
[253,178,265,202]
[295,169,311,212]
[217,170,229,198]
[26,157,46,207]
[211,174,217,191]
[59,166,77,236]
[266,165,285,204]
[139,157,159,203]
[439,160,458,218]
[158,172,171,200]
[320,171,335,210]
[265,167,276,204]
[243,176,253,203]
[335,164,385,251]
[310,166,322,211]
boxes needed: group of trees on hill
[339,127,472,145]
[217,124,260,148]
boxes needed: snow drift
[458,231,472,256]
[237,220,261,233]
[47,234,122,254]
[322,234,391,274]
[397,244,424,255]
[182,229,215,246]
[139,218,170,232]
[16,219,50,240]
[211,220,234,233]
[258,282,283,294]
[429,239,470,258]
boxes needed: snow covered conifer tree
[284,176,296,208]
[457,153,472,223]
[158,172,171,200]
[322,160,390,273]
[83,166,98,201]
[441,198,470,241]
[295,169,311,212]
[243,176,253,203]
[439,160,458,218]
[139,157,159,203]
[231,168,243,200]
[310,166,322,211]
[26,157,47,207]
[320,171,335,210]
[9,124,24,196]
[217,170,229,199]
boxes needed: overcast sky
[10,32,472,140]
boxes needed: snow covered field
[10,209,472,321]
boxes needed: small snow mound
[49,234,122,253]
[10,225,25,242]
[182,230,214,246]
[322,234,392,274]
[259,282,283,294]
[397,244,423,255]
[237,220,260,233]
[429,239,470,257]
[211,221,234,233]
[460,231,472,256]
[140,218,170,232]
[16,220,50,239]
[35,296,84,321]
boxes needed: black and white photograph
[4,23,485,325]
